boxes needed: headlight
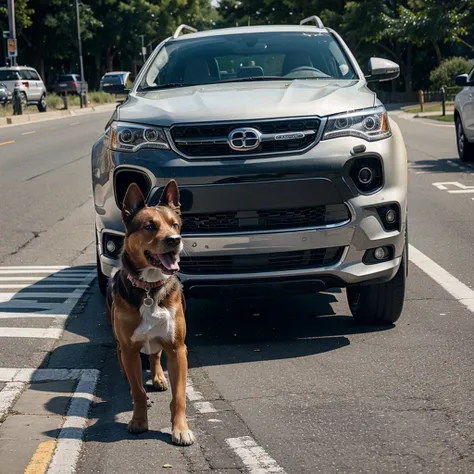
[322,106,391,142]
[106,121,169,152]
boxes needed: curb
[0,103,118,127]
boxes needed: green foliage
[429,57,473,90]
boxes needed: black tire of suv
[37,95,47,113]
[456,116,474,162]
[346,249,406,326]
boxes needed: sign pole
[7,0,17,66]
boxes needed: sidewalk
[0,103,118,127]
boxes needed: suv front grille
[181,204,349,234]
[179,247,344,275]
[170,118,321,158]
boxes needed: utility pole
[75,0,85,83]
[7,0,17,66]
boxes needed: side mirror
[366,57,400,83]
[102,83,129,95]
[455,74,469,87]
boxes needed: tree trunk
[105,47,113,72]
[432,41,442,64]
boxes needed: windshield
[57,75,76,82]
[138,31,357,91]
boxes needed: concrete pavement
[0,108,474,473]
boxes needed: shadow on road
[410,158,474,174]
[15,271,392,445]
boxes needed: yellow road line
[24,439,57,474]
[0,140,15,146]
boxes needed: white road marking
[432,181,474,193]
[0,276,90,281]
[0,327,64,338]
[226,436,286,474]
[0,369,99,474]
[0,266,69,270]
[0,382,26,421]
[0,292,82,300]
[186,377,204,401]
[194,401,217,414]
[0,284,90,289]
[409,245,474,313]
[69,122,80,126]
[0,269,90,274]
[21,130,36,135]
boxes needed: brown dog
[106,180,194,445]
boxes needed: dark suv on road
[92,19,408,325]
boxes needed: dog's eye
[145,224,156,231]
[173,223,180,230]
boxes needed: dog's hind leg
[121,346,149,433]
[150,350,168,391]
[117,343,127,380]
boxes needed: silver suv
[0,66,47,111]
[455,67,474,161]
[92,18,408,325]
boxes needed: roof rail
[173,24,198,39]
[300,16,325,29]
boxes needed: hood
[118,80,376,127]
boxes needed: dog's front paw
[152,376,169,391]
[172,428,195,446]
[128,417,149,434]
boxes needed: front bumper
[93,119,407,295]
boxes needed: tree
[430,56,473,90]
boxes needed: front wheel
[37,94,47,112]
[456,116,474,162]
[347,251,406,325]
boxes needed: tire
[456,116,474,162]
[347,250,406,326]
[19,92,27,107]
[37,94,47,113]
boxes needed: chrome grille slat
[169,117,322,159]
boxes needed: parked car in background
[0,66,47,111]
[93,20,408,326]
[455,68,474,162]
[99,71,132,93]
[53,74,88,95]
[0,82,12,105]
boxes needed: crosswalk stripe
[0,328,64,338]
[0,275,93,281]
[0,284,90,289]
[0,292,82,300]
[0,269,92,275]
[0,266,70,270]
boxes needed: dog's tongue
[156,252,179,272]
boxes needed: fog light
[358,167,373,184]
[385,209,396,224]
[106,240,116,254]
[374,247,387,260]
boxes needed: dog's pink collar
[126,273,169,290]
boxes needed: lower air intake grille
[179,247,344,275]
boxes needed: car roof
[0,66,37,71]
[172,25,329,42]
[103,71,129,76]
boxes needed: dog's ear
[159,180,181,215]
[122,183,146,222]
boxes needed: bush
[430,57,473,90]
[88,91,116,104]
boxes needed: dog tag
[143,296,154,307]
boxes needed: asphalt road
[1,110,474,474]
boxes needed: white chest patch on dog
[131,296,176,355]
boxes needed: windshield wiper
[138,83,189,91]
[220,76,289,84]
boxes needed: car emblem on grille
[228,128,261,151]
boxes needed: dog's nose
[165,235,181,247]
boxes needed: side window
[29,71,40,80]
[19,70,31,80]
[468,68,474,83]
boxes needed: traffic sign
[7,38,17,57]
[2,31,9,39]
